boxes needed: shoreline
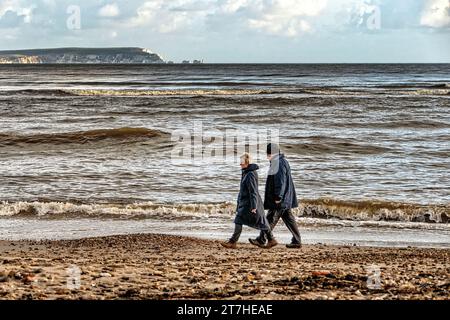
[0,234,448,300]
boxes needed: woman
[221,153,278,249]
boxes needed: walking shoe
[248,238,265,248]
[265,239,278,249]
[286,243,302,249]
[221,241,237,249]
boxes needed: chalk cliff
[0,47,165,64]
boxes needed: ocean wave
[299,86,450,96]
[299,198,449,224]
[0,88,270,97]
[284,139,391,155]
[377,83,449,89]
[362,120,449,129]
[0,201,235,220]
[0,127,168,146]
[284,142,392,155]
[409,89,450,96]
[68,89,269,96]
[1,198,448,224]
[1,85,448,97]
[70,89,267,96]
[1,89,73,96]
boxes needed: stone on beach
[0,234,448,300]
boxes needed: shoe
[286,243,302,249]
[249,238,265,248]
[265,239,278,249]
[221,241,237,249]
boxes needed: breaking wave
[1,85,448,97]
[1,198,448,224]
[67,89,270,96]
[299,198,449,224]
[0,127,168,146]
[0,88,271,97]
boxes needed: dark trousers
[257,209,301,244]
[230,224,274,243]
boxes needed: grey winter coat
[234,164,270,230]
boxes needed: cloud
[219,0,253,14]
[246,0,327,36]
[126,0,330,36]
[335,0,383,31]
[420,0,450,28]
[98,3,120,18]
[1,0,449,63]
[0,0,34,24]
[129,0,207,33]
[216,0,327,36]
[248,16,312,37]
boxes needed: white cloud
[127,0,329,36]
[129,0,205,33]
[0,0,34,23]
[219,0,253,13]
[248,16,312,37]
[244,0,328,36]
[420,0,450,28]
[99,3,120,18]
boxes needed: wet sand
[0,234,448,300]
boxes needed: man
[249,143,302,249]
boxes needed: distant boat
[193,59,204,64]
[182,60,190,64]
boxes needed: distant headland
[0,47,170,64]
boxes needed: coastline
[0,234,448,300]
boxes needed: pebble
[99,273,112,278]
[399,283,416,293]
[312,271,331,277]
[244,274,255,281]
[23,274,35,284]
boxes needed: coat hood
[243,163,259,173]
[270,153,284,162]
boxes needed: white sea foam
[66,89,268,96]
[1,199,448,226]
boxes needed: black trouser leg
[263,229,274,242]
[281,209,302,244]
[257,209,282,244]
[229,224,242,243]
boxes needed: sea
[0,64,449,247]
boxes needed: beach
[0,64,448,301]
[0,234,448,300]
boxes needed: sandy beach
[0,234,448,300]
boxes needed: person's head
[240,152,252,169]
[266,143,280,160]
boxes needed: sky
[0,0,449,63]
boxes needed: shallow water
[1,217,449,248]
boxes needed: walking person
[249,143,302,248]
[221,153,278,249]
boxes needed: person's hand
[251,209,257,214]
